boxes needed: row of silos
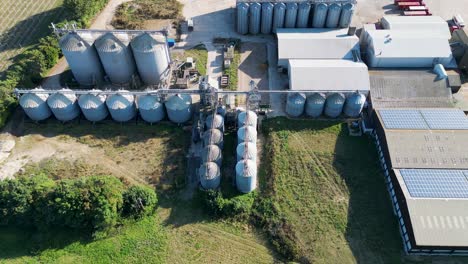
[60,32,170,86]
[236,110,258,194]
[19,89,192,124]
[236,2,355,34]
[285,92,366,118]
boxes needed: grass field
[172,45,208,76]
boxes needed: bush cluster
[199,189,256,220]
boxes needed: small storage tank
[203,129,224,149]
[249,3,261,35]
[236,159,257,193]
[261,3,274,34]
[206,114,224,132]
[60,33,104,86]
[272,3,286,33]
[199,162,221,190]
[344,93,366,118]
[237,125,257,144]
[237,3,250,35]
[312,3,328,28]
[137,94,165,123]
[78,90,108,122]
[19,89,52,121]
[236,142,257,162]
[131,33,170,85]
[326,3,342,28]
[286,92,306,117]
[216,105,226,117]
[296,2,312,28]
[106,91,136,122]
[201,144,223,166]
[165,94,192,123]
[284,3,298,28]
[339,3,355,28]
[238,110,258,128]
[324,93,345,118]
[47,89,80,122]
[305,93,326,118]
[95,33,136,84]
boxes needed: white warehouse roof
[381,16,451,39]
[288,59,370,92]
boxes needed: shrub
[122,185,158,218]
[64,0,108,27]
[199,189,256,220]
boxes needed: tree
[122,185,158,218]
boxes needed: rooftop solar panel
[379,109,428,130]
[420,109,468,130]
[400,169,468,198]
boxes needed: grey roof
[377,109,468,130]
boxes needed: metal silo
[206,114,224,132]
[60,33,104,86]
[137,94,165,123]
[305,93,326,118]
[284,3,298,28]
[236,142,257,162]
[201,144,223,166]
[249,3,261,35]
[165,94,192,123]
[95,33,136,84]
[324,93,345,118]
[236,159,257,193]
[238,110,257,128]
[286,92,306,117]
[272,3,286,33]
[131,33,170,85]
[47,89,80,122]
[237,3,249,35]
[78,90,108,122]
[203,129,224,149]
[339,3,355,28]
[344,93,366,118]
[296,2,312,28]
[261,3,274,34]
[199,162,221,190]
[19,89,51,121]
[237,125,257,144]
[312,3,328,28]
[326,3,342,28]
[106,91,136,122]
[216,105,226,117]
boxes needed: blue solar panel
[420,109,468,130]
[379,110,428,130]
[400,169,468,198]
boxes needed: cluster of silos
[236,110,258,194]
[236,1,356,34]
[200,112,225,190]
[59,32,170,86]
[285,92,366,118]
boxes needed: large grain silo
[95,33,136,84]
[131,33,170,85]
[312,3,328,28]
[326,3,342,28]
[137,94,165,123]
[47,89,80,122]
[236,141,257,162]
[284,3,298,28]
[324,93,345,118]
[339,3,355,28]
[305,93,326,118]
[203,129,224,149]
[237,125,257,144]
[60,33,104,86]
[199,162,221,190]
[249,3,261,34]
[106,91,136,122]
[343,93,366,118]
[78,90,108,122]
[286,92,306,117]
[236,159,257,193]
[296,2,312,28]
[19,89,52,121]
[272,3,286,33]
[261,2,274,34]
[238,110,257,128]
[237,3,250,35]
[201,144,223,166]
[165,94,192,123]
[206,114,224,132]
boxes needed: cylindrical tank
[305,93,326,118]
[249,3,261,35]
[201,144,223,166]
[47,89,80,122]
[131,33,170,85]
[78,90,108,122]
[237,3,250,35]
[216,105,226,117]
[344,93,366,118]
[203,129,224,149]
[284,3,298,28]
[165,94,192,123]
[236,142,257,162]
[199,162,221,190]
[326,3,342,28]
[238,110,258,128]
[95,33,136,84]
[272,3,286,33]
[137,94,165,123]
[286,92,306,117]
[206,114,224,132]
[19,89,52,121]
[106,91,136,122]
[237,125,257,144]
[339,3,355,28]
[324,93,345,118]
[296,2,312,28]
[261,3,274,34]
[312,3,328,28]
[236,159,257,193]
[60,33,104,86]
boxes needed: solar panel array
[400,169,468,198]
[379,109,468,130]
[379,109,428,129]
[420,110,468,130]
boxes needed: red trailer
[404,10,432,16]
[408,5,429,11]
[398,2,425,9]
[394,0,420,3]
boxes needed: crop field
[0,0,67,75]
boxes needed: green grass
[223,46,240,91]
[184,46,208,76]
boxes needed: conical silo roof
[60,33,88,51]
[201,144,222,165]
[203,129,223,146]
[47,89,77,109]
[238,110,257,127]
[166,94,192,110]
[131,33,165,53]
[199,162,220,180]
[235,159,257,177]
[137,94,163,110]
[78,90,106,109]
[106,91,134,110]
[206,114,224,130]
[236,142,257,161]
[95,33,125,53]
[20,88,48,108]
[238,125,257,143]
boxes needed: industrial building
[380,16,452,39]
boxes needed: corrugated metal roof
[381,16,451,39]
